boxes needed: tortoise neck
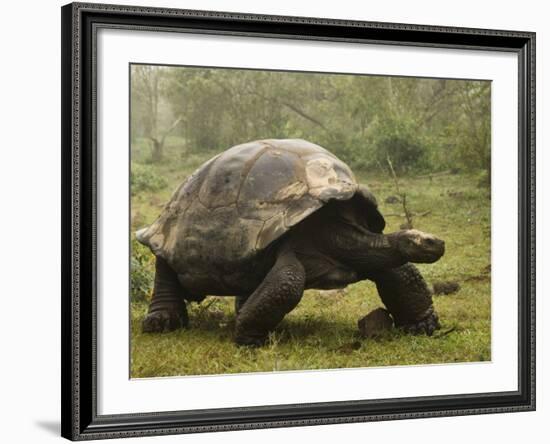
[318,221,406,272]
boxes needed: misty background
[130,65,490,178]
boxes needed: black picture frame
[61,2,536,440]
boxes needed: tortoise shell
[136,139,366,281]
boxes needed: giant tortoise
[136,139,444,346]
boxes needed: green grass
[130,138,491,378]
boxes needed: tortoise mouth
[416,239,445,263]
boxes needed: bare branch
[160,116,184,145]
[386,156,414,228]
[280,101,329,131]
[240,86,329,131]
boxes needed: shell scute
[237,147,307,221]
[198,141,267,209]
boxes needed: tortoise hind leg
[142,256,189,333]
[234,296,246,316]
[235,249,305,346]
[370,263,440,336]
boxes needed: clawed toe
[142,309,188,333]
[400,310,440,336]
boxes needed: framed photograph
[61,2,535,440]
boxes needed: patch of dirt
[385,195,401,204]
[432,281,461,295]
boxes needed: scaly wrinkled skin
[235,250,305,346]
[142,257,188,333]
[370,263,440,336]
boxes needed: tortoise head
[394,229,445,263]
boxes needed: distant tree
[131,66,182,162]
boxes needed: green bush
[130,163,167,196]
[370,118,429,173]
[130,237,155,303]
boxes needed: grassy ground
[130,138,491,378]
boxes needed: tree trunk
[149,117,182,163]
[151,138,164,163]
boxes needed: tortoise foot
[399,309,440,336]
[142,309,188,333]
[234,332,268,347]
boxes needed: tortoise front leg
[370,263,440,335]
[142,256,189,333]
[235,250,305,346]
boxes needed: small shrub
[130,163,167,196]
[130,237,155,303]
